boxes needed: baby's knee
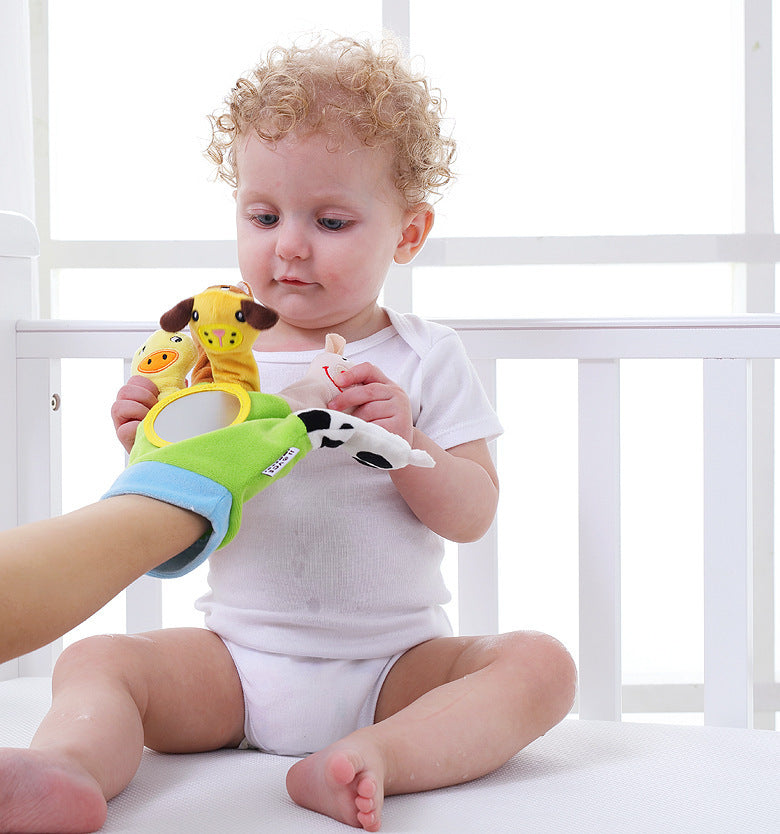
[502,631,578,717]
[53,634,145,688]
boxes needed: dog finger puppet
[159,281,277,392]
[131,330,198,399]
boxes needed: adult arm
[0,496,207,663]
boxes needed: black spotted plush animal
[296,409,434,470]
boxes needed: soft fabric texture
[106,392,312,577]
[102,462,232,578]
[104,378,434,577]
[130,330,197,398]
[2,678,778,834]
[222,638,403,756]
[277,333,352,411]
[197,310,504,659]
[159,282,278,391]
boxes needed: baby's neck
[255,308,391,353]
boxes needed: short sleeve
[414,328,503,451]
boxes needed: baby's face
[234,130,416,342]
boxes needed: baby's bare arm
[328,363,499,542]
[390,434,498,542]
[0,496,207,663]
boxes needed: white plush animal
[278,333,354,411]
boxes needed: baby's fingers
[328,381,390,414]
[336,362,393,389]
[115,375,159,406]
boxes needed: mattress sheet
[0,678,777,833]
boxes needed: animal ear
[241,300,278,331]
[160,298,194,332]
[325,333,346,355]
[235,280,255,300]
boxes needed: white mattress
[1,677,778,833]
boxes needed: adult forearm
[0,496,208,663]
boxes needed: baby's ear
[395,205,434,265]
[160,298,194,332]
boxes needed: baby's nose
[275,220,311,260]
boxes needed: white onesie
[195,310,503,752]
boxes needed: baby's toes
[357,774,377,799]
[355,793,375,814]
[357,808,381,832]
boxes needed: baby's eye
[252,213,279,227]
[318,217,349,231]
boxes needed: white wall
[0,0,35,219]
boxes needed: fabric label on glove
[262,447,302,477]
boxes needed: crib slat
[458,524,499,636]
[702,359,754,728]
[457,358,499,635]
[126,576,163,634]
[16,357,61,525]
[16,356,63,676]
[578,360,622,721]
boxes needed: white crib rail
[7,316,780,729]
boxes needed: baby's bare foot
[286,743,385,832]
[0,748,107,833]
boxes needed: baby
[0,35,576,833]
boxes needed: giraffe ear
[240,299,278,331]
[160,298,194,332]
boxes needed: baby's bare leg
[0,628,244,834]
[286,631,576,831]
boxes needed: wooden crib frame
[1,211,777,729]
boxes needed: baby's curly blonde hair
[206,35,455,207]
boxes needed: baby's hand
[327,363,413,444]
[111,375,159,454]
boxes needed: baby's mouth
[277,276,312,287]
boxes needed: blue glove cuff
[102,461,232,578]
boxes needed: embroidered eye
[235,310,246,323]
[192,310,199,322]
[170,335,182,343]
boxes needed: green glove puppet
[104,384,433,577]
[103,284,433,577]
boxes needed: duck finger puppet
[104,294,433,579]
[131,330,197,399]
